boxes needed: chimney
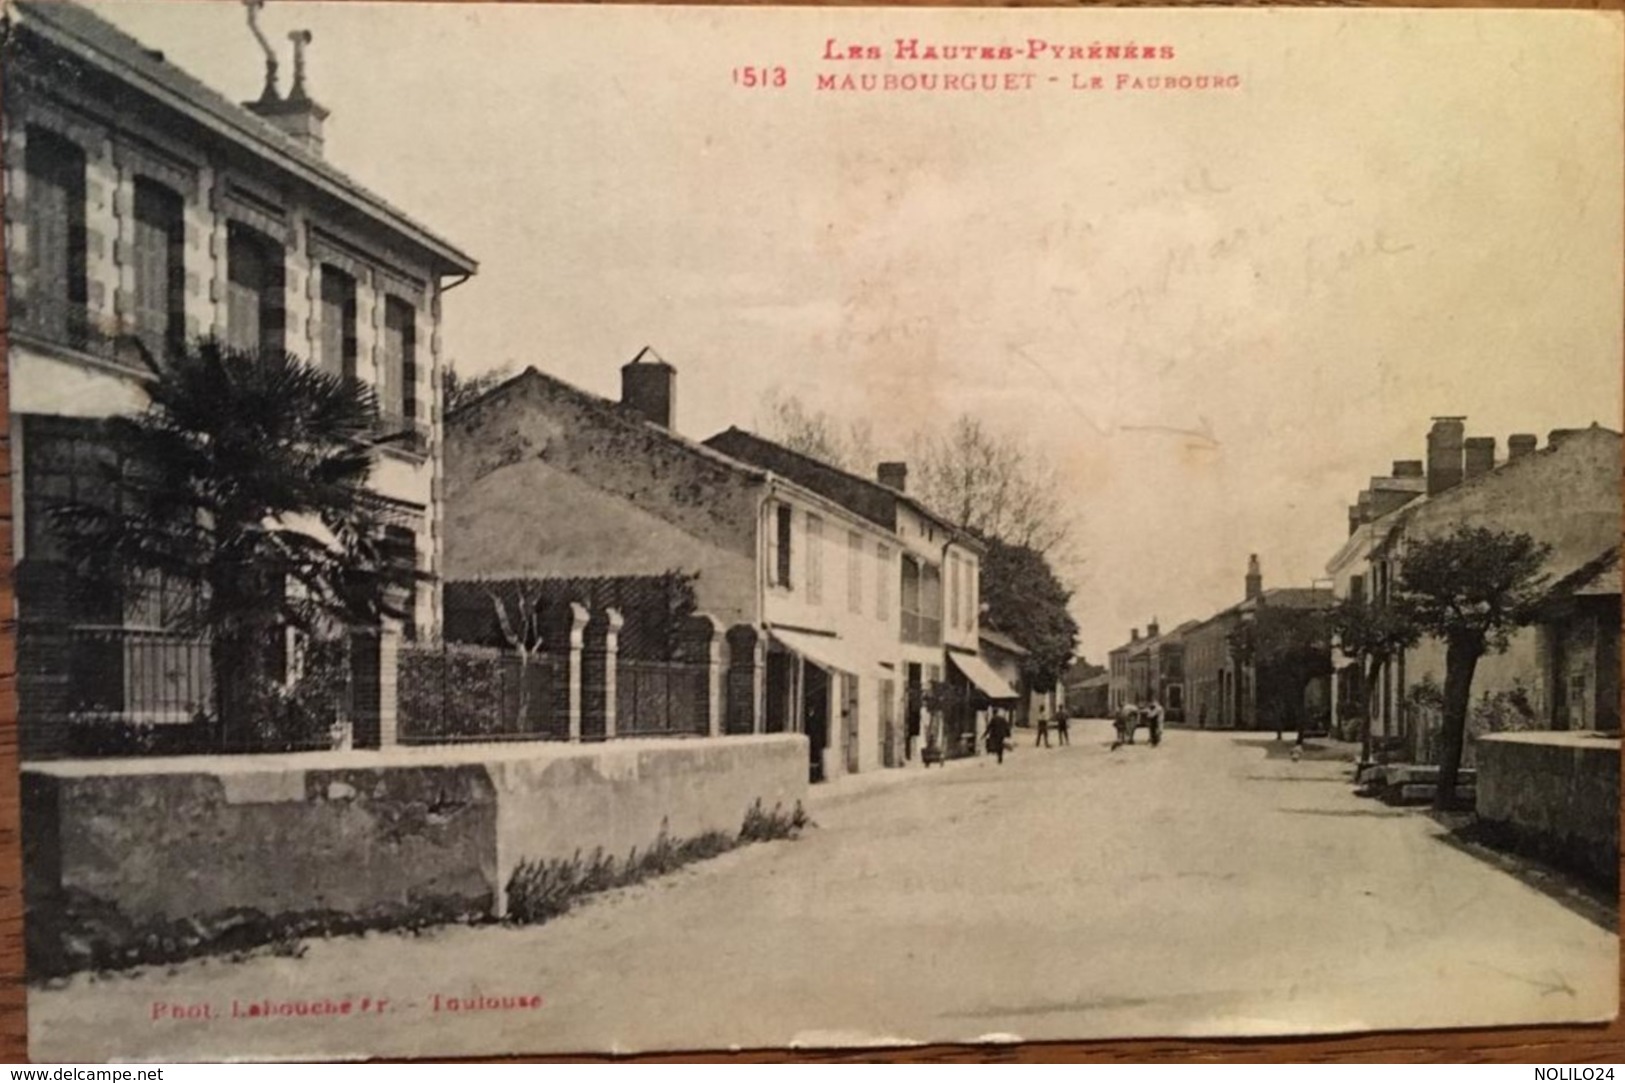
[1426,417,1466,495]
[621,347,676,429]
[1548,428,1582,447]
[240,7,329,155]
[1392,460,1424,478]
[1130,629,1140,642]
[1463,436,1495,479]
[1245,554,1262,601]
[1147,619,1161,639]
[877,462,908,492]
[1508,434,1537,460]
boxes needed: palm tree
[50,337,421,750]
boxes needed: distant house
[445,352,917,782]
[6,1,477,757]
[1181,557,1332,732]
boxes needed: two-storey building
[6,1,476,756]
[703,430,1005,763]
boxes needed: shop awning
[769,628,882,681]
[950,651,1020,701]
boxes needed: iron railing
[616,659,709,737]
[398,642,566,744]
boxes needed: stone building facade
[6,1,476,756]
[1325,418,1621,760]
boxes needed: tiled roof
[705,426,984,552]
[13,0,476,274]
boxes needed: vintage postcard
[6,0,1621,1062]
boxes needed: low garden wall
[23,735,807,974]
[1474,730,1620,887]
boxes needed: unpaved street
[30,723,1616,1060]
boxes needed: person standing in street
[986,710,1011,765]
[1034,704,1051,748]
[1055,707,1071,746]
[1148,698,1166,747]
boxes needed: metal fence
[397,642,566,744]
[616,659,709,737]
[56,625,213,724]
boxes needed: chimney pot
[877,462,908,492]
[1245,554,1263,600]
[621,347,676,429]
[1463,436,1496,479]
[1508,434,1538,460]
[1427,417,1466,496]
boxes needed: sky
[87,2,1624,661]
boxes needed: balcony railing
[901,609,942,647]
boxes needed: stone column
[545,602,589,742]
[679,614,725,737]
[350,624,401,749]
[726,624,766,735]
[583,608,623,740]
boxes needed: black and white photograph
[4,0,1621,1061]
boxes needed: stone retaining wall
[23,735,808,966]
[1475,730,1620,887]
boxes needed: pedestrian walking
[986,710,1012,765]
[1056,708,1071,746]
[1147,699,1165,747]
[1034,705,1051,748]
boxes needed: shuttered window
[847,531,863,614]
[875,543,891,621]
[225,223,284,356]
[23,127,88,344]
[132,178,184,361]
[805,514,824,605]
[380,296,417,431]
[318,266,358,381]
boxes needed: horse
[1112,705,1141,749]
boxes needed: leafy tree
[444,360,516,416]
[50,338,421,750]
[1394,525,1551,808]
[1327,595,1420,762]
[980,536,1079,694]
[1226,606,1334,740]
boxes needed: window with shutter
[847,531,863,614]
[805,514,823,606]
[773,504,793,588]
[318,266,358,381]
[875,543,890,621]
[132,178,184,361]
[226,223,284,356]
[23,127,88,346]
[381,296,417,433]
